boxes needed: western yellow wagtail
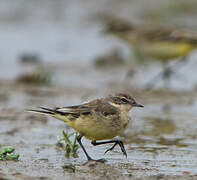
[28,93,143,162]
[104,17,197,87]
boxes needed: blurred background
[1,0,197,179]
[1,0,197,89]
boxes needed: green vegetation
[56,131,79,158]
[17,68,52,86]
[0,145,20,161]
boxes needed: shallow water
[0,74,197,179]
[1,0,197,179]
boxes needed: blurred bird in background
[104,17,197,88]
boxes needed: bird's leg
[144,70,163,89]
[167,56,187,82]
[162,56,187,87]
[91,140,127,157]
[162,65,171,88]
[144,56,188,89]
[77,135,106,162]
[77,135,91,160]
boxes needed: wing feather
[55,99,118,116]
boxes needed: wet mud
[1,0,197,179]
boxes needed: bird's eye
[121,98,128,103]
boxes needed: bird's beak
[132,102,144,108]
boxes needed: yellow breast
[133,41,196,61]
[69,112,130,141]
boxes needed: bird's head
[108,93,144,111]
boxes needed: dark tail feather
[26,107,55,115]
[39,107,55,112]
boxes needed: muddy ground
[1,0,197,179]
[0,62,197,180]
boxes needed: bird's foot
[104,141,127,158]
[119,142,127,158]
[104,143,117,155]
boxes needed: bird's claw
[104,141,127,158]
[104,147,113,155]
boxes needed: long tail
[26,107,55,115]
[26,107,71,124]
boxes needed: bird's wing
[139,26,197,44]
[136,26,174,41]
[55,105,92,115]
[169,30,197,44]
[28,99,119,120]
[55,99,118,117]
[93,101,119,116]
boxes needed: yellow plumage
[28,93,143,161]
[53,109,130,141]
[133,41,196,62]
[105,18,197,63]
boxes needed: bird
[104,17,197,88]
[27,93,143,162]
